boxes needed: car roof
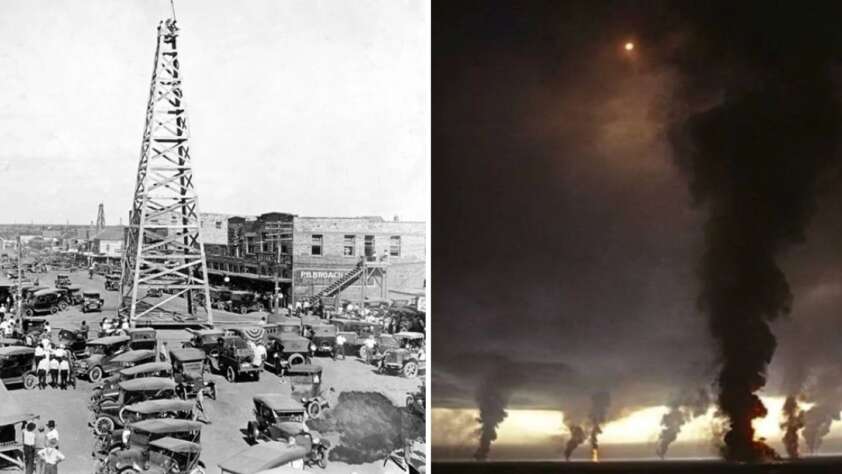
[268,333,308,342]
[253,393,304,411]
[89,335,130,346]
[217,441,308,474]
[130,418,203,434]
[287,364,322,375]
[0,338,22,345]
[169,348,205,362]
[33,288,59,296]
[394,331,425,339]
[82,291,100,296]
[66,285,81,291]
[123,398,194,414]
[118,377,176,391]
[148,436,202,454]
[111,349,155,363]
[187,328,224,337]
[119,362,172,377]
[0,346,34,356]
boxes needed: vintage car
[96,414,201,455]
[104,274,120,291]
[65,285,84,304]
[182,328,225,355]
[330,318,381,358]
[375,332,425,378]
[75,335,132,382]
[303,321,337,358]
[210,288,232,311]
[23,289,64,316]
[219,438,329,473]
[126,328,157,351]
[54,273,71,288]
[263,319,313,372]
[246,394,308,444]
[212,335,261,382]
[82,291,104,313]
[102,422,204,473]
[91,361,173,405]
[118,436,204,474]
[0,346,38,389]
[91,377,179,434]
[229,291,264,314]
[170,348,216,400]
[285,365,323,397]
[57,328,88,357]
[0,337,26,348]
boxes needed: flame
[591,448,599,462]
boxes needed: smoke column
[473,366,515,461]
[656,388,711,458]
[588,392,610,454]
[563,424,585,461]
[669,66,842,463]
[802,368,842,453]
[780,396,804,459]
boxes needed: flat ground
[3,269,424,473]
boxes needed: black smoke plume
[656,388,711,458]
[668,6,842,457]
[563,424,585,461]
[780,395,805,459]
[473,365,516,461]
[588,392,610,456]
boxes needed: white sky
[0,0,429,225]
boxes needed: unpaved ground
[4,269,424,473]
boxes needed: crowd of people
[21,420,64,474]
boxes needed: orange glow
[624,42,634,51]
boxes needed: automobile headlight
[241,362,250,368]
[309,344,316,351]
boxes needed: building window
[364,235,375,260]
[311,234,323,256]
[215,221,222,229]
[390,236,401,257]
[343,235,356,256]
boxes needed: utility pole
[16,235,22,322]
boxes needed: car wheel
[82,307,87,313]
[240,307,247,315]
[318,456,328,469]
[402,361,419,378]
[247,421,258,444]
[288,353,305,366]
[49,305,58,314]
[25,308,33,317]
[88,366,104,383]
[307,401,322,419]
[226,366,236,383]
[59,301,68,310]
[118,407,129,424]
[94,416,114,436]
[23,373,38,390]
[359,346,370,360]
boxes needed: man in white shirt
[253,343,267,367]
[52,344,66,360]
[45,421,58,447]
[48,358,59,388]
[58,358,70,390]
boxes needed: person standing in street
[58,357,69,390]
[33,426,46,474]
[23,422,35,474]
[48,358,59,388]
[45,421,58,449]
[193,387,211,424]
[37,439,64,474]
[37,356,49,390]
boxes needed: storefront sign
[296,269,347,284]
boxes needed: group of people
[34,334,73,390]
[98,316,129,337]
[21,420,63,474]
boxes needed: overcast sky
[0,0,428,225]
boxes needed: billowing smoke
[669,48,842,463]
[588,392,610,455]
[780,396,805,459]
[802,367,842,453]
[656,387,711,458]
[563,424,585,461]
[473,365,516,461]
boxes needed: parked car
[329,318,381,359]
[74,335,131,382]
[54,273,71,288]
[57,328,88,357]
[107,436,204,474]
[90,361,173,406]
[246,394,307,444]
[219,438,329,473]
[91,377,179,434]
[82,291,104,313]
[0,346,38,390]
[210,288,232,311]
[104,274,120,291]
[65,285,83,304]
[228,291,264,314]
[126,327,157,351]
[101,420,203,473]
[170,348,216,400]
[97,415,201,452]
[374,332,425,378]
[0,337,26,348]
[211,335,261,382]
[23,289,63,316]
[182,328,225,355]
[303,321,337,358]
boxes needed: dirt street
[6,269,424,473]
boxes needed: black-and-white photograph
[0,1,428,473]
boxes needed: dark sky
[433,0,842,434]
